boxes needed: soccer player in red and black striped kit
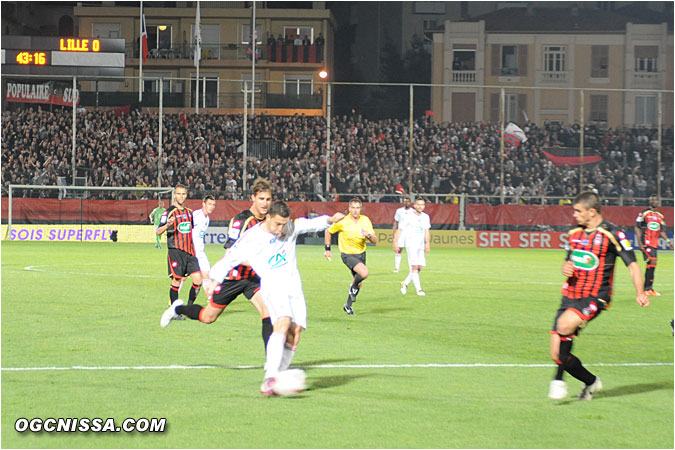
[156,185,203,307]
[161,178,274,353]
[549,192,649,401]
[634,195,674,297]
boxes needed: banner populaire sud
[5,81,80,106]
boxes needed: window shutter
[491,44,500,76]
[490,93,499,122]
[518,45,528,76]
[518,94,527,121]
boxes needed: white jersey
[192,208,211,273]
[394,207,412,247]
[401,211,431,249]
[210,215,332,328]
[394,206,412,226]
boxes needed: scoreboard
[1,36,125,77]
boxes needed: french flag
[141,8,149,62]
[503,122,527,148]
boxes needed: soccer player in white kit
[392,196,412,273]
[205,201,344,394]
[189,195,216,304]
[393,198,431,296]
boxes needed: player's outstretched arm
[324,229,333,261]
[627,262,649,307]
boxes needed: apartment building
[73,3,335,111]
[431,6,673,127]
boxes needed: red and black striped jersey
[160,205,195,255]
[562,221,636,303]
[223,209,265,280]
[635,209,666,248]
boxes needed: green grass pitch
[1,241,673,448]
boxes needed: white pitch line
[2,362,672,372]
[21,266,674,287]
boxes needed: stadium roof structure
[462,6,673,33]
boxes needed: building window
[544,46,565,72]
[634,46,658,72]
[147,25,172,50]
[241,73,263,92]
[635,95,657,125]
[505,94,518,122]
[284,26,314,44]
[192,74,219,108]
[92,23,121,38]
[413,2,446,14]
[242,24,263,45]
[501,45,518,75]
[453,50,475,70]
[284,75,313,95]
[591,45,608,78]
[590,95,608,123]
[144,72,171,93]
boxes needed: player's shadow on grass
[307,373,374,391]
[558,380,673,404]
[596,380,673,399]
[367,306,416,314]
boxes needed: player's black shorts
[552,296,607,335]
[341,252,366,276]
[167,248,200,279]
[643,246,658,262]
[210,275,261,308]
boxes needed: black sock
[188,283,201,305]
[169,285,179,304]
[261,317,273,349]
[645,266,655,290]
[176,304,204,320]
[555,338,573,380]
[349,273,365,303]
[564,354,596,385]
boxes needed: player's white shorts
[396,233,406,249]
[406,246,426,267]
[261,285,307,330]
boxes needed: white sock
[412,271,422,291]
[394,253,401,270]
[279,345,296,371]
[264,332,285,379]
[403,271,413,286]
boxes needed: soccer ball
[272,369,307,396]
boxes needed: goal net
[4,184,174,242]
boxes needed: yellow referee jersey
[327,215,375,255]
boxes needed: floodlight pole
[72,75,77,186]
[579,89,585,193]
[158,77,164,187]
[408,84,413,195]
[499,88,505,205]
[658,91,662,198]
[325,82,331,197]
[243,87,249,193]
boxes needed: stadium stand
[2,106,673,204]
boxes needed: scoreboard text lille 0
[1,36,125,77]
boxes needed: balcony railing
[537,70,569,84]
[451,70,476,83]
[633,71,661,87]
[125,43,324,64]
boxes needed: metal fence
[1,73,673,206]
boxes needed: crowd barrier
[3,198,673,229]
[1,198,461,226]
[3,224,672,251]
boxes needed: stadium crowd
[2,105,673,204]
